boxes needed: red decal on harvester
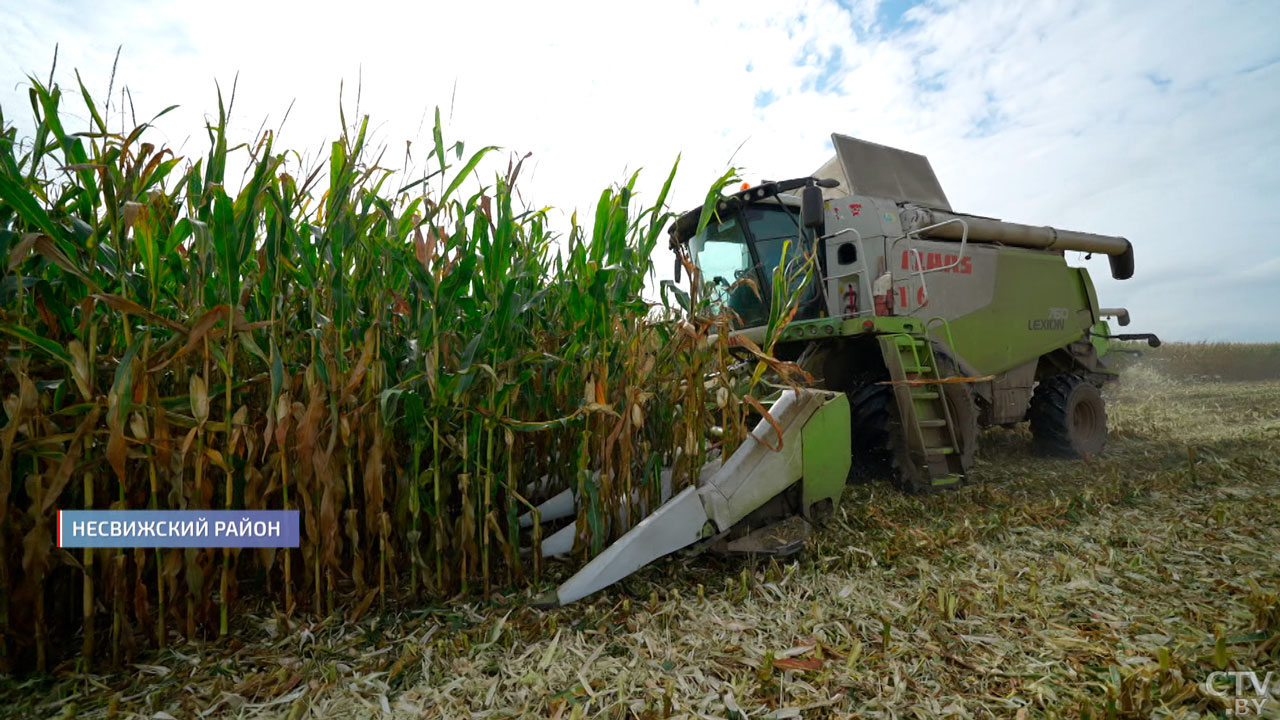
[843,284,858,313]
[848,203,862,216]
[897,286,928,308]
[901,250,972,274]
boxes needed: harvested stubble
[0,74,792,673]
[3,347,1277,717]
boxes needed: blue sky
[2,0,1278,340]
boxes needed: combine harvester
[526,134,1159,606]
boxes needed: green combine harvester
[526,134,1159,606]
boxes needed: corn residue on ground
[4,364,1279,718]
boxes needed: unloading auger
[527,134,1158,606]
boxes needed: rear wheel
[847,358,978,493]
[1029,374,1107,457]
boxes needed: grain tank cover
[814,134,952,211]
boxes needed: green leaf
[269,337,284,404]
[0,322,73,369]
[379,388,404,424]
[0,170,62,239]
[432,107,447,185]
[109,338,144,422]
[238,330,269,364]
[442,146,499,204]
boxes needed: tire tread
[1029,374,1106,457]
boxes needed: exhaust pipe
[900,207,1135,280]
[1099,307,1130,326]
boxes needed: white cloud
[2,0,1277,340]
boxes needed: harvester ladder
[879,333,965,487]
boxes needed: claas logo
[901,250,972,274]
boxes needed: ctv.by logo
[1204,670,1277,716]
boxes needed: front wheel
[1028,374,1107,457]
[847,360,978,493]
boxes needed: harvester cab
[526,133,1158,606]
[672,176,833,329]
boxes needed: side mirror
[801,185,824,229]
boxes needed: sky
[1,0,1278,341]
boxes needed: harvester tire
[847,363,977,493]
[847,382,915,487]
[1029,374,1107,457]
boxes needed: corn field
[0,74,805,673]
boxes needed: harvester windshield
[688,203,817,328]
